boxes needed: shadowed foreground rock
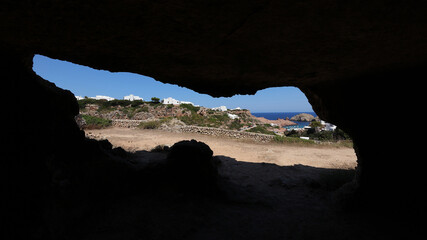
[167,140,218,191]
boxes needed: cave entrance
[27,54,363,239]
[34,54,356,183]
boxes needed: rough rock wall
[300,65,425,209]
[2,1,427,96]
[5,49,83,238]
[4,50,133,239]
[2,1,427,237]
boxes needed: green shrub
[138,118,171,129]
[247,125,275,135]
[77,98,98,109]
[81,115,112,129]
[149,103,162,108]
[178,112,204,125]
[123,105,148,119]
[333,128,351,140]
[212,113,229,121]
[140,106,149,112]
[122,108,132,118]
[108,99,132,107]
[228,119,243,130]
[130,100,144,107]
[301,128,352,141]
[310,131,334,141]
[138,120,161,129]
[204,113,229,127]
[180,104,200,113]
[151,97,160,103]
[309,121,323,128]
[78,99,148,112]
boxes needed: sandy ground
[59,127,401,240]
[86,127,357,169]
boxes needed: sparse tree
[151,97,160,103]
[309,121,323,128]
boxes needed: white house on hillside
[90,95,115,101]
[212,106,227,111]
[227,113,239,119]
[320,120,337,131]
[180,101,195,106]
[124,94,143,101]
[75,96,84,100]
[162,97,180,105]
[325,123,337,131]
[161,97,196,106]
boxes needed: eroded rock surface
[3,1,427,239]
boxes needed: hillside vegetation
[77,99,268,132]
[77,99,352,146]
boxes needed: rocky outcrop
[254,116,297,127]
[290,113,316,122]
[166,140,218,193]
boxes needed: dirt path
[86,127,357,169]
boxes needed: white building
[325,123,337,131]
[75,96,84,100]
[124,94,143,101]
[180,101,195,106]
[212,106,227,112]
[161,97,197,106]
[227,113,239,120]
[320,120,337,131]
[162,97,181,105]
[90,95,115,101]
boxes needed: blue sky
[32,55,313,112]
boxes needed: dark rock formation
[3,1,427,96]
[166,140,219,193]
[2,1,427,239]
[290,113,316,122]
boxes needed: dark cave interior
[3,1,427,239]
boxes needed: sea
[251,112,317,129]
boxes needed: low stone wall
[110,119,275,142]
[111,119,145,128]
[178,126,274,142]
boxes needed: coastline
[251,112,317,119]
[252,111,317,129]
